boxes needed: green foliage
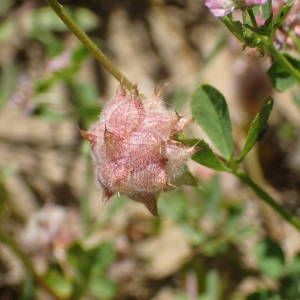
[69,81,101,126]
[160,175,255,256]
[192,140,230,171]
[37,242,117,300]
[247,247,300,299]
[267,54,300,91]
[221,18,244,42]
[0,164,16,216]
[246,290,282,300]
[2,1,300,299]
[32,7,98,32]
[255,239,285,279]
[192,85,233,160]
[43,270,72,298]
[20,273,35,300]
[272,3,293,32]
[198,270,222,300]
[66,242,117,299]
[236,97,273,162]
[0,61,17,108]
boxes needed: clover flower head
[81,85,196,215]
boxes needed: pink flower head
[81,85,196,215]
[243,0,267,6]
[205,0,267,17]
[204,0,235,17]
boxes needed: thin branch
[46,0,136,91]
[235,171,300,231]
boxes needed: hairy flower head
[81,85,196,215]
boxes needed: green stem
[235,170,300,231]
[222,17,300,84]
[0,228,66,300]
[46,0,135,91]
[266,43,300,83]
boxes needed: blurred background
[1,0,300,299]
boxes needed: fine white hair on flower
[80,85,196,215]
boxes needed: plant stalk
[266,43,300,83]
[46,0,136,91]
[235,171,300,231]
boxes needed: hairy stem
[46,0,135,91]
[235,171,300,231]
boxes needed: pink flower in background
[21,204,80,258]
[204,0,235,17]
[243,0,267,5]
[205,0,267,17]
[81,85,196,215]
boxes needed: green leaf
[159,190,196,222]
[31,31,63,57]
[90,242,116,275]
[32,7,67,31]
[20,273,35,300]
[67,242,116,299]
[0,61,17,108]
[242,25,264,47]
[90,276,117,300]
[70,82,101,126]
[204,270,221,300]
[246,290,282,300]
[221,17,244,42]
[192,85,233,160]
[192,140,230,171]
[72,8,98,31]
[67,242,115,279]
[255,239,285,279]
[279,273,300,299]
[236,97,273,162]
[181,224,206,245]
[32,106,64,122]
[0,164,16,216]
[198,270,221,300]
[71,45,90,67]
[0,0,14,17]
[0,183,8,216]
[262,0,272,20]
[172,167,197,186]
[285,252,300,275]
[267,54,300,91]
[43,270,72,298]
[272,4,293,32]
[0,18,15,45]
